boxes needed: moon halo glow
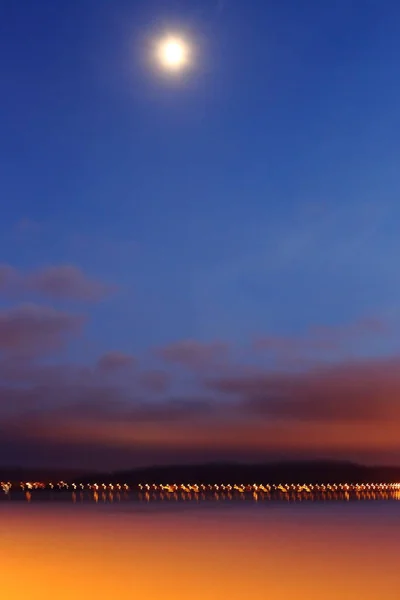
[156,36,190,72]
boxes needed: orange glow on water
[1,504,399,599]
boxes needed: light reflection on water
[1,488,400,504]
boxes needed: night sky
[1,0,400,470]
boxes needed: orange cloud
[208,356,400,424]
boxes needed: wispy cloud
[0,313,399,467]
[96,351,136,372]
[0,263,114,302]
[154,339,229,371]
[0,304,84,358]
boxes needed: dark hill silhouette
[0,466,88,484]
[2,461,400,486]
[75,461,400,485]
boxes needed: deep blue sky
[3,0,400,468]
[1,0,400,358]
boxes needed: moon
[156,36,190,72]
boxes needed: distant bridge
[2,480,400,501]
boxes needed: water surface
[2,501,399,599]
